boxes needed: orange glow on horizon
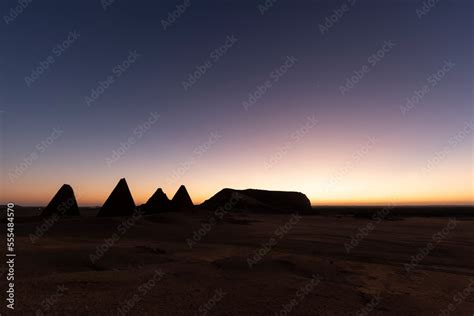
[2,119,472,207]
[2,177,472,207]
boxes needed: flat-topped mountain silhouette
[144,188,171,214]
[201,188,311,213]
[171,185,194,211]
[97,178,136,217]
[41,184,80,217]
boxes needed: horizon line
[3,203,473,208]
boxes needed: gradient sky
[1,0,472,206]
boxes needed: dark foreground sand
[1,210,474,315]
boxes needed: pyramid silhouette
[171,185,194,211]
[144,188,171,214]
[97,178,136,217]
[41,184,80,217]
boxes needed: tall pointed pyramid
[97,178,136,217]
[41,184,80,217]
[171,185,194,211]
[144,188,171,214]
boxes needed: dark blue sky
[1,0,472,205]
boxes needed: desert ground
[1,208,474,315]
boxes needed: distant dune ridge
[143,188,171,214]
[201,188,312,213]
[96,178,136,217]
[41,184,80,217]
[171,185,194,211]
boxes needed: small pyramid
[144,188,171,214]
[41,184,80,217]
[97,178,136,217]
[171,185,194,211]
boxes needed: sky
[0,0,472,206]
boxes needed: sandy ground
[1,210,474,315]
